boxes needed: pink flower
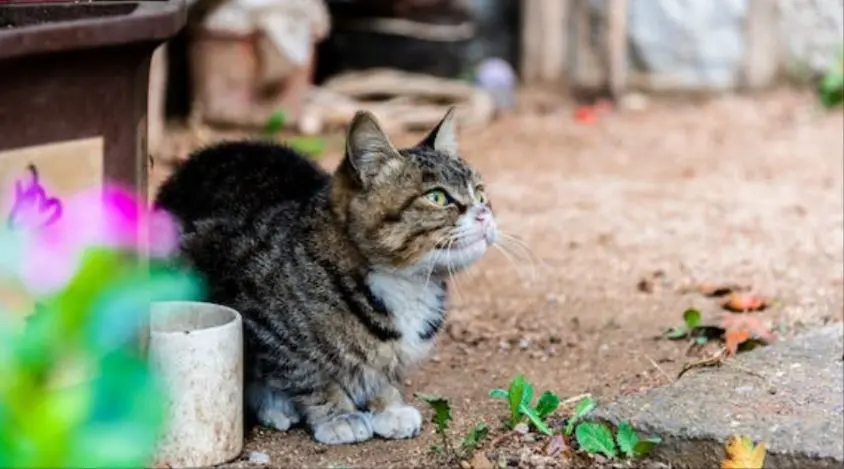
[10,183,180,295]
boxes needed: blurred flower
[9,183,180,296]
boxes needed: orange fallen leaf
[722,293,767,312]
[720,314,777,356]
[721,435,767,469]
[725,328,751,356]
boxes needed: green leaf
[633,436,662,457]
[663,326,688,340]
[264,110,287,136]
[565,396,597,436]
[534,391,561,419]
[575,422,617,459]
[615,421,640,457]
[682,308,702,329]
[521,382,535,409]
[461,422,489,452]
[507,375,527,426]
[519,404,552,436]
[287,136,326,159]
[488,388,508,399]
[695,336,709,345]
[415,393,452,433]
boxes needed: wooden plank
[741,0,781,89]
[569,0,605,89]
[520,0,568,86]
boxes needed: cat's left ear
[418,106,459,156]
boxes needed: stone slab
[594,324,844,469]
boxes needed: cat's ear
[418,106,459,156]
[345,110,402,186]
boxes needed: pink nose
[475,206,491,222]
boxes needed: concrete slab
[594,324,844,469]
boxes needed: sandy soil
[150,89,844,469]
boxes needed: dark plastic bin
[0,0,186,222]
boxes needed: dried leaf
[725,328,751,356]
[721,435,767,469]
[720,315,777,356]
[722,293,767,312]
[544,434,567,457]
[469,451,493,469]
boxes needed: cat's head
[331,108,496,275]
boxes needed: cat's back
[155,140,330,222]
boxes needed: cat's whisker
[497,231,542,269]
[443,237,466,305]
[494,236,539,282]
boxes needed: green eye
[424,189,451,207]
[476,189,488,204]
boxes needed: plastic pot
[148,300,244,468]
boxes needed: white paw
[313,412,374,445]
[257,407,295,431]
[371,405,422,440]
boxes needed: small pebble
[523,433,536,443]
[514,422,530,435]
[518,338,531,350]
[248,451,270,465]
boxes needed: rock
[593,325,844,469]
[247,451,270,465]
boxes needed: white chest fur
[366,270,445,366]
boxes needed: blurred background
[148,0,844,164]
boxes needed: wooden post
[569,0,605,89]
[741,0,780,89]
[520,0,569,86]
[606,0,627,98]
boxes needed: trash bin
[0,0,187,228]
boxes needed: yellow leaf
[721,435,767,469]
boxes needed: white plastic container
[148,301,244,468]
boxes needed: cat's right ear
[344,111,402,187]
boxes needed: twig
[677,347,768,381]
[643,353,674,384]
[560,392,592,407]
[677,347,728,379]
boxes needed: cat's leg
[298,384,374,445]
[367,384,422,440]
[247,381,301,431]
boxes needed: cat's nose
[475,206,491,223]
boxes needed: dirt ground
[150,89,844,469]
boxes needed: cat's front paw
[313,411,374,445]
[371,405,422,440]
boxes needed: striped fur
[154,109,496,445]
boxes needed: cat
[153,108,497,445]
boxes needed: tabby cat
[154,108,496,445]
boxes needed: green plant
[263,109,326,159]
[489,374,561,435]
[264,109,287,136]
[819,50,844,109]
[286,136,326,159]
[663,308,709,345]
[415,393,489,462]
[564,396,597,436]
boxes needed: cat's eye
[476,188,488,204]
[424,189,452,207]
